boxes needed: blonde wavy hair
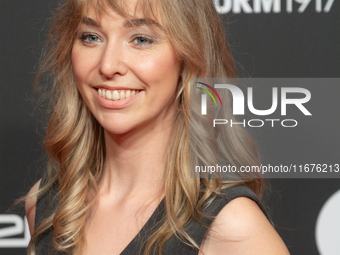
[25,0,264,254]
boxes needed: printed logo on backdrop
[213,0,335,13]
[0,214,30,248]
[196,79,312,128]
[315,189,340,255]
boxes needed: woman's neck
[98,114,175,201]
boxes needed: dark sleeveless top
[34,180,269,255]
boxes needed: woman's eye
[80,33,101,44]
[134,36,154,46]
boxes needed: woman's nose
[99,43,128,79]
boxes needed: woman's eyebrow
[123,18,164,31]
[80,16,164,31]
[81,17,100,27]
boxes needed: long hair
[26,0,263,254]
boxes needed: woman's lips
[98,88,140,100]
[95,88,142,109]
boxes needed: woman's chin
[102,125,134,137]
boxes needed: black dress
[34,180,269,255]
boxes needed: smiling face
[71,3,182,136]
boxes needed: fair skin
[26,3,289,255]
[199,197,290,254]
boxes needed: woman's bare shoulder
[25,179,42,236]
[199,197,290,255]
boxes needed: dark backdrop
[1,0,339,254]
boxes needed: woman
[25,0,290,254]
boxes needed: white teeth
[98,89,140,100]
[112,91,119,100]
[106,90,112,100]
[119,91,125,99]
